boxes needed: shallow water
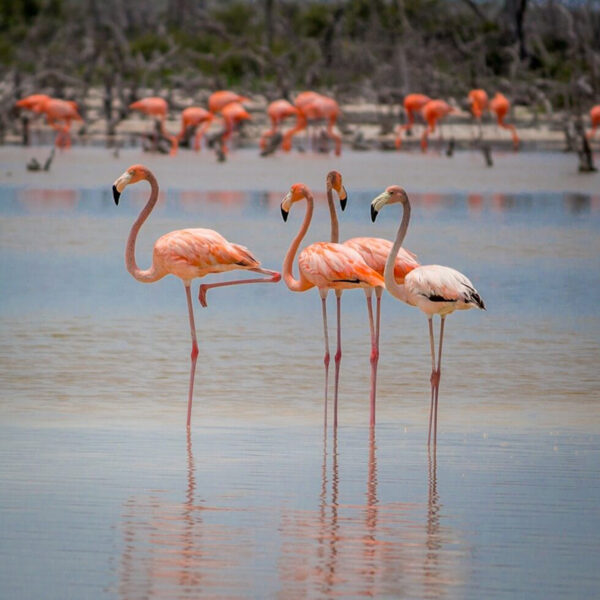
[1,168,599,598]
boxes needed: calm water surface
[1,179,599,598]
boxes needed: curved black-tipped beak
[112,185,120,206]
[340,196,347,211]
[281,206,289,222]
[371,204,378,222]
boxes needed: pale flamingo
[177,107,214,151]
[112,165,281,429]
[420,100,454,152]
[489,92,520,150]
[282,92,342,156]
[35,97,83,149]
[208,90,249,114]
[129,97,178,155]
[219,102,251,154]
[395,93,431,149]
[371,186,485,445]
[281,183,384,427]
[587,104,600,140]
[259,99,298,150]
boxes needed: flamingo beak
[112,185,120,205]
[339,186,347,211]
[371,204,378,222]
[281,191,292,221]
[370,191,391,221]
[112,171,133,205]
[281,206,289,222]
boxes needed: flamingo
[112,165,281,429]
[282,92,342,155]
[129,97,178,155]
[259,99,299,150]
[468,88,488,120]
[208,90,249,114]
[420,100,454,152]
[395,93,431,149]
[34,97,83,149]
[370,186,485,445]
[489,92,520,150]
[177,107,214,151]
[218,102,251,154]
[587,104,600,140]
[15,94,52,112]
[280,183,384,427]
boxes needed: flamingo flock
[112,163,485,446]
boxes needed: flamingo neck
[326,186,339,243]
[384,200,412,303]
[283,192,314,292]
[126,171,164,283]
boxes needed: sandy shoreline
[1,146,598,194]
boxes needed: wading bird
[129,97,178,155]
[208,90,249,114]
[219,102,251,155]
[177,107,214,151]
[281,182,384,427]
[489,93,520,150]
[35,97,83,149]
[395,93,431,149]
[15,94,52,112]
[420,100,454,152]
[371,186,485,445]
[112,165,281,429]
[587,104,600,140]
[259,99,298,150]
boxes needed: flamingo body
[178,107,214,150]
[420,100,454,151]
[35,97,82,149]
[396,93,431,148]
[468,89,488,119]
[260,99,298,149]
[15,94,52,112]
[489,92,520,149]
[208,90,249,114]
[588,105,600,140]
[129,97,177,154]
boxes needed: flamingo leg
[333,290,342,428]
[198,268,281,307]
[366,289,377,427]
[184,283,199,429]
[432,316,446,446]
[320,289,330,427]
[427,317,436,446]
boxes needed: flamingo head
[326,171,347,211]
[280,183,310,221]
[370,185,408,222]
[112,164,148,205]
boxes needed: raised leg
[198,267,281,307]
[185,283,199,429]
[320,289,330,427]
[432,316,446,446]
[333,290,342,428]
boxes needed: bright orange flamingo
[34,97,83,149]
[489,92,520,150]
[112,165,281,429]
[129,97,178,155]
[282,92,342,156]
[281,182,384,427]
[219,102,251,154]
[177,107,214,151]
[587,104,600,140]
[420,100,454,152]
[468,89,488,120]
[395,93,431,149]
[208,90,249,114]
[15,94,52,112]
[259,99,298,150]
[371,186,485,446]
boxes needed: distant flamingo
[112,165,281,429]
[282,92,342,156]
[259,99,298,150]
[489,92,520,150]
[468,89,488,120]
[371,186,485,445]
[420,100,454,152]
[587,105,600,140]
[177,107,214,151]
[395,93,431,149]
[35,97,83,149]
[219,102,251,154]
[281,183,384,427]
[208,90,249,114]
[15,94,52,112]
[129,97,178,155]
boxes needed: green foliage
[130,34,170,60]
[212,1,256,38]
[0,0,40,30]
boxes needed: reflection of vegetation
[0,1,598,117]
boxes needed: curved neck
[283,192,314,292]
[326,186,339,243]
[126,172,163,283]
[384,200,411,302]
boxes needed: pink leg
[185,283,199,429]
[320,289,330,427]
[432,316,446,447]
[198,268,281,307]
[427,318,437,446]
[366,289,377,427]
[333,290,342,428]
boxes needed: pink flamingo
[15,94,52,112]
[112,165,281,429]
[177,107,214,151]
[281,183,385,427]
[259,99,299,150]
[219,102,251,154]
[208,90,250,114]
[489,92,520,150]
[420,100,454,152]
[395,93,431,149]
[587,104,600,140]
[129,97,178,155]
[371,186,485,445]
[34,97,83,149]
